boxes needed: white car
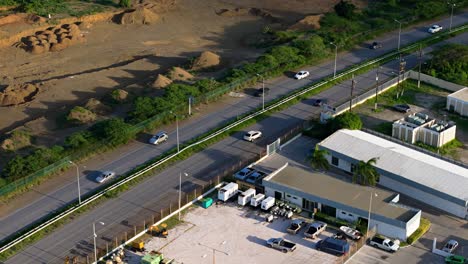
[428,25,442,33]
[96,171,116,183]
[442,240,458,253]
[149,131,168,145]
[294,70,310,80]
[244,130,262,142]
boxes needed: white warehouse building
[262,164,421,240]
[318,129,468,219]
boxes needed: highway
[3,13,468,263]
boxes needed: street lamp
[256,74,265,110]
[366,191,378,239]
[68,161,81,205]
[330,42,338,78]
[448,2,456,32]
[394,19,402,51]
[93,221,105,263]
[179,172,189,221]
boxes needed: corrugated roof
[448,87,468,101]
[319,129,468,203]
[267,165,416,221]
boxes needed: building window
[350,163,356,173]
[341,212,346,215]
[331,156,339,166]
[348,213,353,216]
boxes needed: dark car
[316,237,350,256]
[313,99,327,106]
[393,104,411,113]
[254,88,271,97]
[370,42,382,49]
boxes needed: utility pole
[448,2,456,32]
[375,67,380,110]
[399,54,407,97]
[418,45,423,88]
[349,74,356,112]
[394,19,402,51]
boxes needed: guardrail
[1,23,466,257]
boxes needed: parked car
[332,231,348,241]
[442,240,459,253]
[234,167,253,180]
[370,42,382,49]
[393,104,411,113]
[149,131,168,145]
[316,237,350,256]
[428,24,443,33]
[287,219,305,234]
[304,221,327,239]
[445,255,466,264]
[245,170,266,184]
[266,238,297,253]
[95,171,116,183]
[254,88,271,97]
[244,130,262,142]
[369,236,400,253]
[340,226,362,240]
[294,70,310,80]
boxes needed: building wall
[371,218,408,240]
[326,154,352,172]
[406,210,421,238]
[392,124,417,143]
[336,209,359,223]
[447,96,468,116]
[380,175,467,218]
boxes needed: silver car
[96,171,116,183]
[442,240,458,253]
[149,131,168,145]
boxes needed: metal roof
[319,129,468,204]
[448,87,468,102]
[264,165,417,222]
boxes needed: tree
[119,0,132,8]
[309,145,330,171]
[292,35,328,60]
[91,118,135,146]
[334,0,356,19]
[65,131,93,149]
[330,111,362,131]
[353,157,380,186]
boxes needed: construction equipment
[141,251,164,264]
[131,241,146,252]
[148,223,168,238]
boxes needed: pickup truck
[369,236,400,253]
[304,221,327,239]
[266,238,297,253]
[286,219,304,235]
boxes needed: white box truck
[261,197,275,210]
[238,188,256,206]
[250,193,265,207]
[218,182,238,202]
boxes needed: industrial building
[262,163,421,240]
[392,112,456,147]
[319,129,468,219]
[447,87,468,116]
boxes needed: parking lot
[125,202,347,264]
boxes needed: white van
[218,182,238,202]
[238,189,256,206]
[261,197,275,211]
[250,193,265,207]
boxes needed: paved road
[6,23,468,264]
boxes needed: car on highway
[370,42,382,49]
[294,70,310,80]
[254,88,271,97]
[393,104,411,113]
[313,99,327,106]
[442,239,459,253]
[244,130,262,142]
[96,171,116,183]
[428,24,443,33]
[149,131,168,145]
[445,255,466,264]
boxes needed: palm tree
[353,157,380,186]
[309,145,330,171]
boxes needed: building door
[274,191,282,200]
[321,204,336,217]
[302,198,317,211]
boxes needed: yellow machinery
[148,223,168,238]
[131,241,145,252]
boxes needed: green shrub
[292,35,329,60]
[334,0,357,19]
[314,211,353,228]
[331,111,363,131]
[407,218,430,244]
[20,0,68,16]
[65,131,94,149]
[0,0,16,6]
[119,0,131,8]
[414,1,447,19]
[423,44,468,86]
[91,118,135,146]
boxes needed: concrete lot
[125,203,342,264]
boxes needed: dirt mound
[84,98,111,115]
[0,130,31,151]
[142,0,177,13]
[217,8,280,23]
[67,106,96,124]
[168,67,193,81]
[152,74,172,88]
[289,14,323,31]
[191,51,220,70]
[0,83,39,106]
[18,22,84,53]
[116,7,159,25]
[111,89,129,102]
[0,13,45,27]
[218,8,249,17]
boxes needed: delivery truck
[250,193,265,207]
[261,197,275,210]
[238,188,256,206]
[218,182,238,202]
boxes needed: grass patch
[406,218,431,245]
[415,139,463,156]
[372,122,392,135]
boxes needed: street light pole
[330,42,337,78]
[366,192,376,239]
[179,172,188,221]
[394,19,402,51]
[448,3,456,32]
[69,161,81,204]
[93,221,105,263]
